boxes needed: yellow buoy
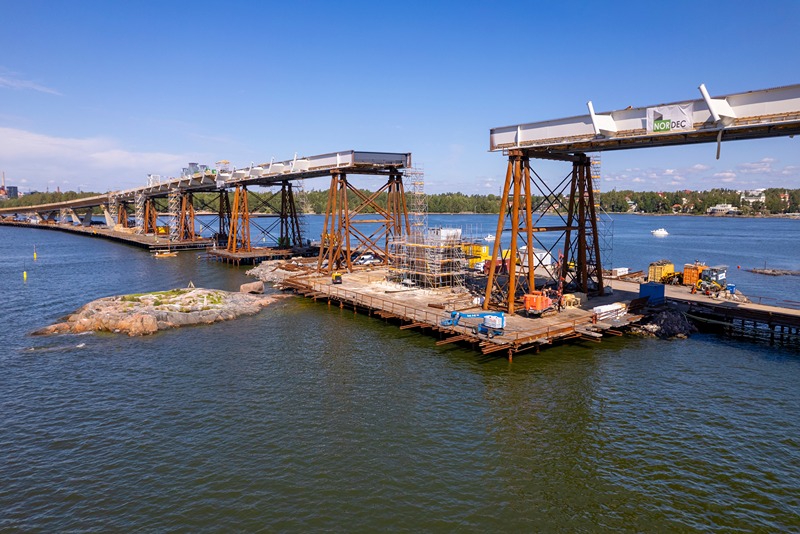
[33,245,37,261]
[23,271,27,282]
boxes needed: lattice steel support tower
[227,184,251,253]
[279,180,302,248]
[177,192,196,241]
[144,197,158,234]
[317,169,409,274]
[483,150,604,314]
[217,190,231,247]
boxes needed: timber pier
[0,218,213,252]
[271,267,640,359]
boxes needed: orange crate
[683,264,707,286]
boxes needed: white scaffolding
[389,167,466,289]
[591,154,614,270]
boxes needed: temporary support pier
[276,267,638,360]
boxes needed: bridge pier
[227,184,251,253]
[317,169,408,274]
[483,150,603,314]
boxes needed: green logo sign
[653,119,671,132]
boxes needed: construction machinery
[660,271,683,285]
[695,265,727,293]
[523,290,559,318]
[440,311,505,338]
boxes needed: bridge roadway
[490,83,800,155]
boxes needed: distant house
[707,203,740,215]
[739,189,766,205]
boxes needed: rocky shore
[630,308,697,339]
[34,286,285,336]
[247,258,316,284]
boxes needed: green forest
[3,188,800,215]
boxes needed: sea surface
[1,214,799,531]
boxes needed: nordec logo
[653,119,671,132]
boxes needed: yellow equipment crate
[648,261,674,282]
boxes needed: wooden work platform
[278,267,640,358]
[610,278,800,340]
[0,219,213,251]
[207,247,294,265]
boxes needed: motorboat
[483,234,495,242]
[651,228,669,237]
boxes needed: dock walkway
[0,219,213,251]
[610,278,800,345]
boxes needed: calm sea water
[1,215,799,531]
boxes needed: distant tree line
[3,187,800,215]
[599,188,800,215]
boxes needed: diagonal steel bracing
[317,171,408,274]
[484,150,604,314]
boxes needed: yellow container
[462,244,490,268]
[648,262,674,282]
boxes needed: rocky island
[34,285,284,336]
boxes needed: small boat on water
[153,242,177,258]
[483,234,495,242]
[651,228,669,237]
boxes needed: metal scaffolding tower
[591,154,614,271]
[388,167,467,289]
[134,193,145,235]
[167,189,180,241]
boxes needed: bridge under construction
[3,83,800,357]
[0,150,411,265]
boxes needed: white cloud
[691,163,710,171]
[737,157,783,175]
[713,171,736,179]
[0,127,195,191]
[632,177,645,183]
[0,68,61,95]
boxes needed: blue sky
[1,0,798,194]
